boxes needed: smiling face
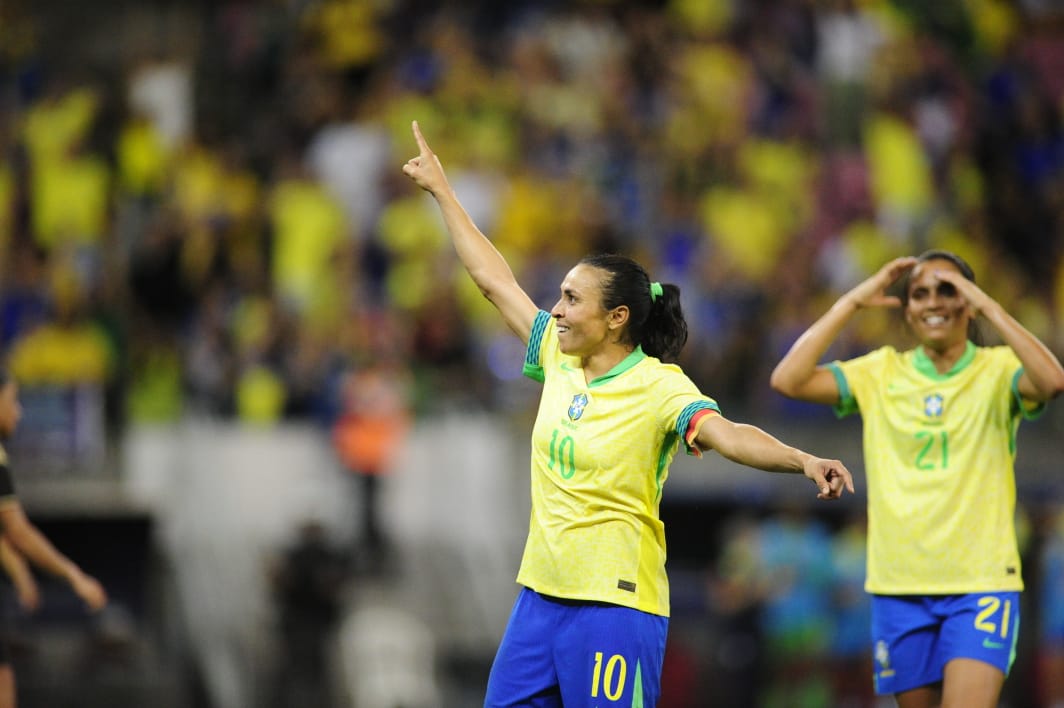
[550,264,625,358]
[903,257,972,351]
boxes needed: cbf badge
[568,393,589,421]
[874,640,894,678]
[924,393,944,418]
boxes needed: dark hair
[579,253,688,362]
[900,249,981,343]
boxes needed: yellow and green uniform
[829,342,1044,595]
[518,310,719,617]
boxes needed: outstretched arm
[771,257,918,404]
[934,269,1064,402]
[0,504,107,611]
[402,120,539,343]
[694,415,854,500]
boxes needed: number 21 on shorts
[974,595,1012,643]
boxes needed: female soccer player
[770,252,1064,708]
[402,120,854,707]
[0,371,108,707]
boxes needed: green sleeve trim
[675,400,720,455]
[1011,368,1046,421]
[522,310,551,383]
[828,362,858,418]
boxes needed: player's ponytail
[580,254,688,362]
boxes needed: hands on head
[848,256,990,317]
[846,255,987,319]
[847,256,918,310]
[931,267,991,317]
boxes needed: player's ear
[607,305,630,331]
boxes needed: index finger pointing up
[412,120,430,154]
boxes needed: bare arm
[0,534,39,611]
[935,269,1064,402]
[771,257,918,404]
[0,504,107,611]
[402,120,539,343]
[694,415,854,500]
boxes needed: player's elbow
[1045,373,1064,400]
[769,367,797,398]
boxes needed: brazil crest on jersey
[829,343,1044,594]
[518,311,719,616]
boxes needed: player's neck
[580,343,633,382]
[920,339,969,374]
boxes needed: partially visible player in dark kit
[0,369,108,708]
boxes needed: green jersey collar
[913,340,976,379]
[588,345,647,387]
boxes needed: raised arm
[694,414,854,500]
[402,120,539,343]
[935,269,1064,402]
[770,257,918,404]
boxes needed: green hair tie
[649,281,663,302]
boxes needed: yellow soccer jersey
[830,343,1044,595]
[517,311,719,616]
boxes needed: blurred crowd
[1,0,1064,441]
[3,1,1064,706]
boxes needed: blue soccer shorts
[870,592,1020,695]
[484,587,668,708]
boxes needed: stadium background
[1,0,1064,705]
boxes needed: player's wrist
[792,449,815,473]
[834,294,861,313]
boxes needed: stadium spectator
[755,508,836,708]
[1037,505,1064,708]
[269,519,351,708]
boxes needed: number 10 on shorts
[591,652,627,701]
